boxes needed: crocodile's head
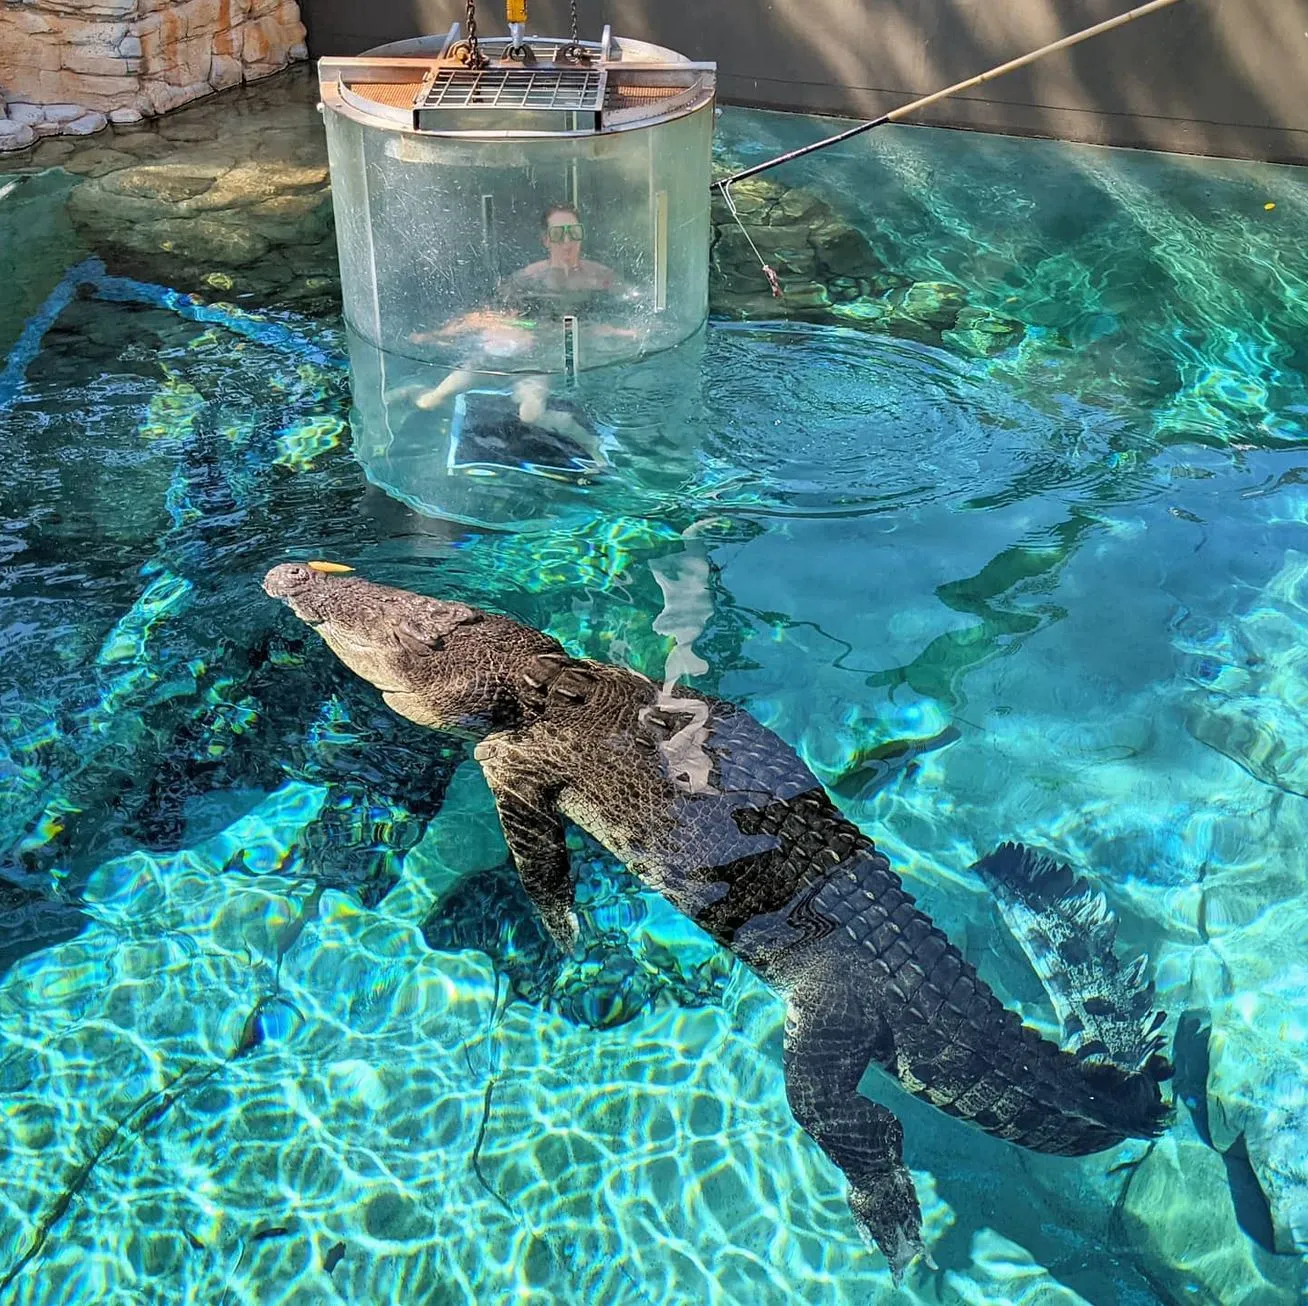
[262,562,564,737]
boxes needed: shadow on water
[0,877,86,977]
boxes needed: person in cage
[406,203,639,465]
[499,202,625,299]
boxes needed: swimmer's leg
[513,375,609,468]
[413,368,477,412]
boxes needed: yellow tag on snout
[306,560,354,574]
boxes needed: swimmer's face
[544,208,583,266]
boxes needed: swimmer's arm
[409,308,535,345]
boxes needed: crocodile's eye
[396,622,442,655]
[521,652,567,691]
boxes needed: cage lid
[415,63,607,131]
[319,30,715,138]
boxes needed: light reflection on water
[0,68,1307,1305]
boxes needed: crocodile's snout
[263,562,317,600]
[262,562,344,624]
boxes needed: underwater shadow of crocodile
[134,626,463,906]
[1169,1009,1278,1254]
[421,849,729,1031]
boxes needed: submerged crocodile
[262,562,1171,1276]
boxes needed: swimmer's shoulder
[579,259,617,289]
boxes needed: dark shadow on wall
[297,0,1308,163]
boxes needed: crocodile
[262,562,1171,1276]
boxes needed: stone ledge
[0,0,307,151]
[0,117,38,151]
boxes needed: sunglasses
[547,223,584,243]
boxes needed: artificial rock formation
[0,0,307,150]
[710,174,1025,356]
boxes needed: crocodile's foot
[543,906,581,956]
[849,1169,925,1284]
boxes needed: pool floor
[1,66,1307,1305]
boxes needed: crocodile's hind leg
[784,970,923,1279]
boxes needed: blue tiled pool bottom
[1,73,1307,1304]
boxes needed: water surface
[2,68,1307,1305]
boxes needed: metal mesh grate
[417,66,605,113]
[353,80,427,110]
[605,83,685,109]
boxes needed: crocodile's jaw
[262,562,556,736]
[263,561,425,696]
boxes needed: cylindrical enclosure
[319,34,716,377]
[345,322,708,531]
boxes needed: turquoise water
[2,69,1308,1304]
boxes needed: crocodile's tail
[1074,1057,1172,1145]
[988,1056,1169,1159]
[973,842,1169,1075]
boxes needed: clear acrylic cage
[318,29,716,528]
[319,30,716,376]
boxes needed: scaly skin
[262,564,1169,1277]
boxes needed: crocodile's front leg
[477,740,579,954]
[784,968,923,1280]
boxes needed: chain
[559,0,589,60]
[717,181,783,298]
[455,0,490,68]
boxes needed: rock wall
[0,0,307,151]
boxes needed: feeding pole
[717,0,1191,188]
